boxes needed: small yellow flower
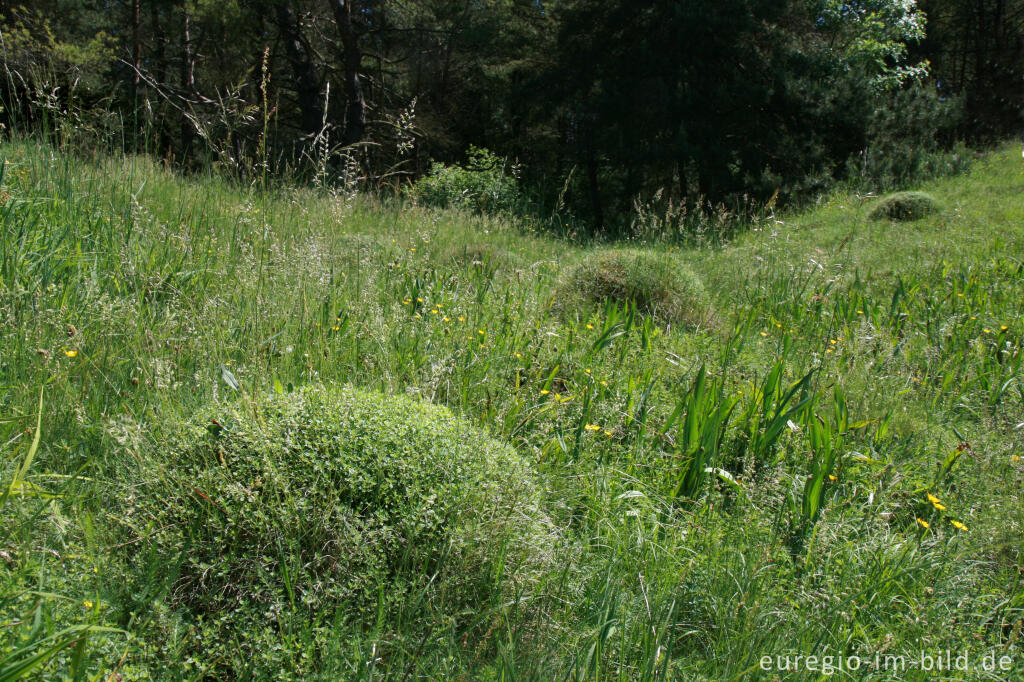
[414,313,421,319]
[83,600,93,609]
[950,520,968,531]
[443,316,450,322]
[331,325,340,331]
[1000,325,1008,331]
[416,297,424,303]
[584,369,591,374]
[600,380,608,386]
[584,424,601,431]
[458,316,466,322]
[956,292,964,297]
[856,310,864,314]
[586,324,594,329]
[983,328,991,333]
[64,349,78,358]
[927,493,946,510]
[430,309,438,315]
[604,430,613,437]
[514,353,522,358]
[828,474,837,481]
[916,518,930,529]
[775,322,782,327]
[830,339,837,345]
[540,389,550,395]
[478,329,485,335]
[760,331,768,337]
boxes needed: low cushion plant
[559,248,712,327]
[119,384,554,675]
[869,191,941,221]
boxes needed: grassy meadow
[1,139,1022,679]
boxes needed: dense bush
[412,146,520,214]
[869,191,942,221]
[559,249,712,326]
[119,385,553,675]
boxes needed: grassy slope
[1,140,1022,679]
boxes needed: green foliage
[851,83,971,190]
[663,367,739,504]
[869,190,942,221]
[2,140,1023,678]
[560,249,711,326]
[118,384,552,676]
[412,147,521,215]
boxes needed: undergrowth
[0,140,1021,679]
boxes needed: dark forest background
[1,0,1021,233]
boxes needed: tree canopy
[1,0,1017,231]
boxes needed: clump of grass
[117,384,555,676]
[869,191,941,221]
[559,249,711,326]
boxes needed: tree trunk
[585,125,603,232]
[275,2,324,138]
[180,6,196,157]
[131,0,141,105]
[329,0,366,146]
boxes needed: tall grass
[0,138,1021,678]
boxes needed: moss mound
[560,249,711,326]
[122,385,553,673]
[869,191,941,221]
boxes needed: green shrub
[869,191,942,221]
[559,249,712,326]
[120,385,553,675]
[413,146,520,214]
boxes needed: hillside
[1,141,1022,679]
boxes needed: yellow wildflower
[927,493,946,511]
[64,349,78,358]
[916,518,930,529]
[950,520,968,531]
[584,424,601,431]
